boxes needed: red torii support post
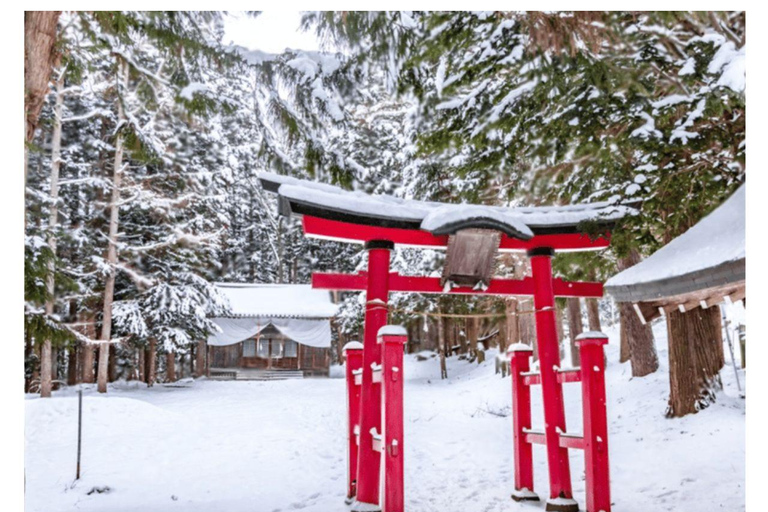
[379,327,408,512]
[578,333,611,512]
[508,344,537,502]
[343,341,364,502]
[300,215,611,512]
[529,248,577,510]
[352,240,393,511]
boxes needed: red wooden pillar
[344,341,364,502]
[577,332,611,512]
[529,248,577,512]
[379,326,407,512]
[354,240,393,511]
[508,344,539,502]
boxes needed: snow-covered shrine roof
[606,185,745,304]
[258,172,634,240]
[214,283,339,319]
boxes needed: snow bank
[26,322,744,512]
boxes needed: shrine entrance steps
[208,368,305,381]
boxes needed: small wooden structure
[207,283,338,378]
[606,185,745,416]
[605,185,745,323]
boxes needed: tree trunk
[555,301,566,362]
[618,250,659,376]
[39,339,52,397]
[519,300,538,361]
[144,347,151,383]
[505,297,519,350]
[75,312,95,383]
[25,330,33,393]
[457,318,468,354]
[666,308,724,417]
[195,340,207,378]
[437,314,448,379]
[567,298,584,367]
[619,317,631,363]
[147,338,157,387]
[40,71,66,398]
[67,345,79,385]
[467,317,479,362]
[51,349,59,390]
[81,344,95,383]
[106,343,115,382]
[586,298,601,332]
[618,302,658,376]
[138,347,146,382]
[97,58,127,394]
[25,11,61,143]
[166,351,176,382]
[334,318,346,365]
[31,344,41,393]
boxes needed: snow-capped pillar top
[343,341,364,352]
[575,331,609,347]
[377,325,408,340]
[507,342,534,354]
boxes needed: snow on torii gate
[260,172,631,512]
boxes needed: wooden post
[437,312,448,379]
[353,240,392,512]
[378,327,407,512]
[344,342,364,503]
[738,324,746,368]
[76,388,82,480]
[508,344,538,502]
[577,333,611,512]
[529,249,577,512]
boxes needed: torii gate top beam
[258,172,631,252]
[302,215,611,252]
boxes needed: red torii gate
[259,172,624,512]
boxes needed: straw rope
[366,300,554,319]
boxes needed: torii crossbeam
[313,271,604,298]
[260,171,630,512]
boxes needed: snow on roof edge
[605,184,745,292]
[259,171,635,235]
[213,282,339,319]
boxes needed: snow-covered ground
[25,322,744,512]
